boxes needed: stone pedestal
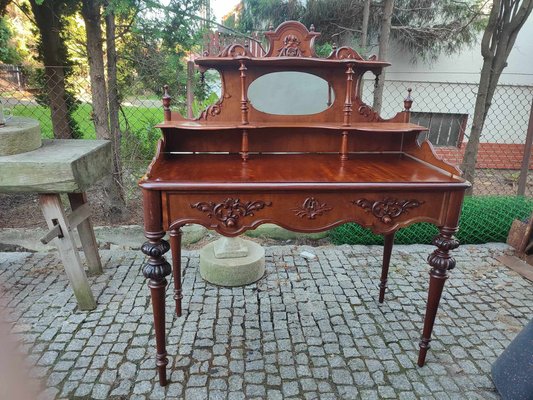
[200,237,265,287]
[0,117,41,156]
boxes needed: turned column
[417,226,459,366]
[141,190,171,386]
[379,232,395,303]
[170,228,183,317]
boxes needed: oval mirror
[248,72,334,115]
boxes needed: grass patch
[330,196,533,245]
[12,103,162,138]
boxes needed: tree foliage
[0,16,21,63]
[234,0,486,60]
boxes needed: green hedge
[329,196,533,245]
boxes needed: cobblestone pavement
[0,243,532,400]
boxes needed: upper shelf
[156,121,427,132]
[195,56,390,70]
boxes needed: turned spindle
[404,88,413,111]
[340,130,349,161]
[239,61,249,125]
[343,64,354,126]
[241,129,249,162]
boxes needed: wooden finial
[404,88,413,111]
[268,23,274,31]
[310,24,315,32]
[162,85,171,121]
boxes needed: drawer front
[162,191,451,236]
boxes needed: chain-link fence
[3,66,531,193]
[1,62,533,242]
[361,77,533,197]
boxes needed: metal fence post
[186,60,195,119]
[517,98,533,196]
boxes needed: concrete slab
[0,139,111,193]
[200,238,265,286]
[0,116,41,156]
[0,224,208,252]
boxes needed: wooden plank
[496,255,533,282]
[68,193,103,276]
[39,193,96,310]
[437,115,453,146]
[40,225,62,245]
[67,202,91,228]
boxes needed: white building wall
[370,16,533,144]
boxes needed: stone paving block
[0,244,531,399]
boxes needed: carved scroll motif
[198,74,231,120]
[327,46,364,60]
[199,103,222,119]
[218,43,251,58]
[191,198,272,228]
[292,197,332,219]
[353,198,424,224]
[278,34,303,57]
[358,104,381,122]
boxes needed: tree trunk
[29,0,74,139]
[460,0,533,192]
[82,0,126,222]
[358,0,371,97]
[360,0,371,53]
[81,0,110,140]
[372,0,394,114]
[105,3,128,222]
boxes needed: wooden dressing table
[139,21,470,386]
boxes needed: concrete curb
[0,223,331,253]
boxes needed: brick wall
[435,143,533,170]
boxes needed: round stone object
[200,239,265,287]
[0,117,42,156]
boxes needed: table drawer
[162,190,451,236]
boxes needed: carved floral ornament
[353,198,424,224]
[191,198,272,228]
[292,197,332,219]
[278,34,304,57]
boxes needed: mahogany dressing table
[139,21,470,386]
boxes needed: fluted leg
[142,238,171,386]
[379,232,395,303]
[170,229,183,317]
[418,227,459,367]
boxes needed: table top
[0,139,111,193]
[140,153,469,191]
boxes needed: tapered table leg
[379,232,395,303]
[418,227,459,367]
[170,229,183,317]
[141,189,171,386]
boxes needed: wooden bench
[0,135,111,310]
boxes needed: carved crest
[353,198,424,224]
[265,21,319,58]
[292,197,332,219]
[191,198,272,228]
[278,34,303,57]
